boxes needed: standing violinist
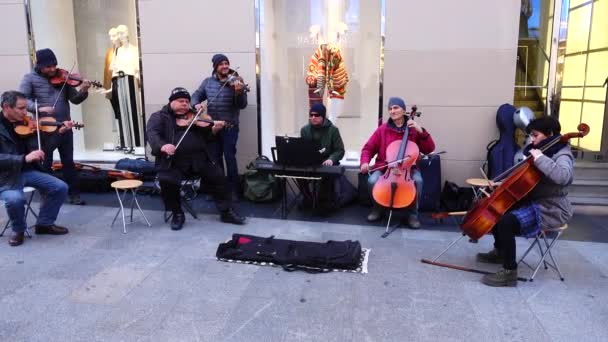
[147,87,246,230]
[477,116,574,287]
[360,97,435,229]
[0,90,69,247]
[191,54,248,201]
[19,48,90,205]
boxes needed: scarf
[523,134,568,158]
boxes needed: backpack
[242,156,281,202]
[332,174,357,208]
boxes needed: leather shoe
[171,211,185,230]
[366,207,383,222]
[69,195,86,205]
[407,214,421,229]
[221,208,246,225]
[9,232,25,246]
[35,224,69,235]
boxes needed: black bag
[357,172,372,206]
[242,156,281,202]
[418,154,441,212]
[115,158,157,181]
[440,181,475,212]
[332,174,357,208]
[216,234,363,272]
[53,167,112,193]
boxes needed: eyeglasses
[309,113,321,118]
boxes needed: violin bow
[34,99,41,151]
[173,67,240,152]
[51,61,76,110]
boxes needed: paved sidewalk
[1,203,607,342]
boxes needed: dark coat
[0,113,38,192]
[300,118,345,165]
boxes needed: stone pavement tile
[567,241,608,278]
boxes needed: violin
[52,161,140,180]
[226,70,250,94]
[48,68,102,88]
[14,116,84,137]
[175,110,233,129]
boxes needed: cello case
[486,104,518,179]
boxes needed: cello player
[477,116,574,287]
[360,97,435,229]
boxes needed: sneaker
[35,224,69,235]
[476,248,504,264]
[220,208,246,225]
[68,195,86,205]
[170,211,185,231]
[9,232,25,246]
[366,207,383,222]
[481,268,518,287]
[407,214,421,229]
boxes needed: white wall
[138,0,258,170]
[384,0,521,185]
[0,1,31,96]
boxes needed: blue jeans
[210,127,240,192]
[0,170,68,233]
[367,167,423,215]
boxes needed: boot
[9,232,25,246]
[35,224,69,235]
[170,211,185,231]
[367,206,383,222]
[476,248,504,264]
[69,195,86,205]
[481,268,518,287]
[221,208,246,225]
[407,214,421,229]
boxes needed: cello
[371,105,421,237]
[460,122,589,240]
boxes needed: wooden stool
[111,180,150,233]
[465,178,502,201]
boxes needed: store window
[26,0,144,160]
[258,0,382,164]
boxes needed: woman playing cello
[360,97,435,229]
[477,116,574,287]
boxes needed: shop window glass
[27,0,144,160]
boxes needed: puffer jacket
[19,70,89,121]
[0,114,38,192]
[527,145,575,229]
[191,69,247,126]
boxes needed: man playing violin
[19,48,91,205]
[192,54,248,201]
[360,97,435,229]
[0,91,69,247]
[147,87,246,230]
[477,116,574,287]
[298,103,345,214]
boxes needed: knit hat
[35,48,57,68]
[169,87,191,102]
[310,103,326,117]
[388,97,406,110]
[212,54,229,70]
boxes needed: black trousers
[42,130,79,196]
[158,160,231,213]
[492,213,522,270]
[296,177,334,208]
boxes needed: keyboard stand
[274,174,322,219]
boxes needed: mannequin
[103,27,125,148]
[327,22,348,123]
[110,24,142,152]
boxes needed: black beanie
[310,103,326,117]
[35,48,57,68]
[212,54,229,70]
[169,87,191,102]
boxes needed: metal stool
[518,224,568,282]
[111,180,151,233]
[0,186,38,238]
[465,178,501,201]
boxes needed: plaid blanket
[511,203,542,238]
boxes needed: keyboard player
[297,103,345,214]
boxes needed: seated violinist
[0,91,69,246]
[477,116,574,287]
[298,103,345,213]
[146,87,245,230]
[360,97,435,229]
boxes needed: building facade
[1,0,606,185]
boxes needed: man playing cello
[360,97,435,229]
[477,116,574,287]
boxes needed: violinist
[0,91,69,247]
[360,97,435,229]
[477,116,574,287]
[19,48,90,205]
[191,54,248,201]
[147,87,245,230]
